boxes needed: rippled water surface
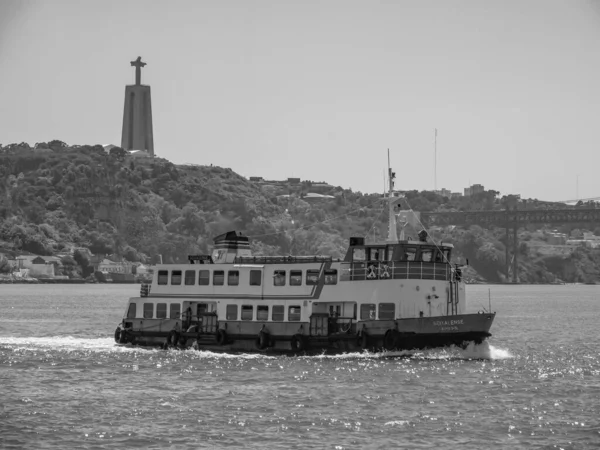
[1,284,600,449]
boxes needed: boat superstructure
[114,165,495,353]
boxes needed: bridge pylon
[505,222,518,283]
[420,206,600,284]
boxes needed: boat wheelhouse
[114,166,495,354]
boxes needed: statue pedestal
[121,84,154,155]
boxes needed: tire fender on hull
[383,329,397,350]
[356,331,369,350]
[167,330,180,348]
[216,329,227,346]
[255,331,270,350]
[290,334,305,352]
[114,327,128,344]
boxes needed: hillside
[1,141,600,283]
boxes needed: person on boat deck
[183,307,192,330]
[328,310,339,333]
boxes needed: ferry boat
[113,168,495,354]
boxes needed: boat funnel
[349,237,365,246]
[211,231,252,263]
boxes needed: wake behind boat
[113,164,495,354]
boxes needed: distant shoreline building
[464,184,485,196]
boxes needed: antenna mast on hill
[386,149,399,242]
[434,128,437,191]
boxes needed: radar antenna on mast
[386,149,400,243]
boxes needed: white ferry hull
[116,312,495,354]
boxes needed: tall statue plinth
[121,57,154,155]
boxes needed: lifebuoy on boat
[379,264,391,279]
[383,329,397,350]
[366,265,377,279]
[216,329,227,346]
[290,334,305,352]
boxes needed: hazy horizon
[1,0,599,202]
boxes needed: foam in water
[0,336,147,353]
[459,341,512,360]
[1,336,512,360]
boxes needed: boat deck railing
[235,255,341,264]
[340,261,455,282]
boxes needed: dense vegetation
[1,141,600,283]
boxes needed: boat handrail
[340,260,456,282]
[234,255,339,264]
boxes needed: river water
[1,284,599,449]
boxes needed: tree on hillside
[60,255,80,278]
[0,256,12,274]
[73,249,94,277]
[48,140,68,152]
[110,146,127,160]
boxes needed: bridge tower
[505,221,519,283]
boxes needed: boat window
[156,303,167,319]
[353,248,366,261]
[199,270,210,286]
[197,303,207,315]
[184,270,196,285]
[241,305,253,320]
[228,270,239,286]
[170,303,181,319]
[248,270,262,286]
[127,303,136,318]
[213,270,224,286]
[288,306,301,321]
[433,250,444,263]
[306,269,320,285]
[404,247,417,261]
[290,270,302,286]
[360,304,376,320]
[143,303,154,319]
[324,269,337,285]
[378,303,395,320]
[442,248,451,262]
[257,305,269,321]
[272,305,284,321]
[158,270,168,285]
[171,270,182,285]
[226,304,238,320]
[274,270,286,286]
[368,248,385,261]
[420,249,433,262]
[169,303,181,319]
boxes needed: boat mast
[386,149,399,243]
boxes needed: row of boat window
[157,269,338,287]
[127,302,396,321]
[128,302,181,319]
[352,246,450,263]
[225,304,301,321]
[127,302,302,321]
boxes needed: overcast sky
[1,0,599,202]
